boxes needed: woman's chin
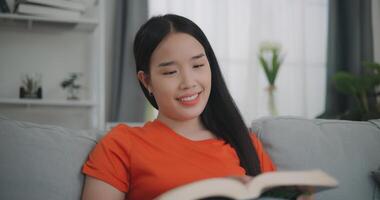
[176,112,202,121]
[170,107,204,121]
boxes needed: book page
[155,170,338,200]
[247,170,338,196]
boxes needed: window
[149,0,328,123]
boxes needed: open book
[155,169,338,200]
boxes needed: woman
[81,14,311,200]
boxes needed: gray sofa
[0,115,379,200]
[252,117,380,200]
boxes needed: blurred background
[0,0,379,130]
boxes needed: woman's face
[140,32,212,121]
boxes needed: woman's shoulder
[249,132,260,146]
[248,132,268,156]
[101,121,159,143]
[249,132,277,172]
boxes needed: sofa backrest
[2,115,379,199]
[252,116,380,200]
[0,116,104,200]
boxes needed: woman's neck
[156,113,215,140]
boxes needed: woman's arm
[297,194,314,200]
[82,176,125,200]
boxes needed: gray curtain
[319,0,373,118]
[110,0,148,122]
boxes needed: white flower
[259,41,282,54]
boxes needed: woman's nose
[179,70,196,90]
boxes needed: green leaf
[271,53,281,85]
[363,61,380,72]
[258,42,283,86]
[333,72,358,95]
[259,55,273,85]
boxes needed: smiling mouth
[176,91,202,102]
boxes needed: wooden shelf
[0,98,96,107]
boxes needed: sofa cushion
[252,116,380,200]
[0,116,104,200]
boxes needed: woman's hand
[297,194,314,200]
[226,175,252,184]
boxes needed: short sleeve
[250,133,277,172]
[82,125,131,192]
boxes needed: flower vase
[66,87,80,100]
[266,85,278,116]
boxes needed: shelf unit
[0,98,96,107]
[0,13,99,31]
[0,1,106,129]
[0,13,98,23]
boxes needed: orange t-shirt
[82,120,276,200]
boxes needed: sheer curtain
[148,0,328,124]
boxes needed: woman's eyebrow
[158,53,205,67]
[158,61,175,67]
[191,53,205,60]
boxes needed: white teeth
[180,93,198,102]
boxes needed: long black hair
[133,14,261,176]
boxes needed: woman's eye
[193,64,204,68]
[163,71,176,75]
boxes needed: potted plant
[20,73,42,99]
[332,62,380,120]
[258,41,284,116]
[61,73,82,100]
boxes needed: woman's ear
[137,71,151,93]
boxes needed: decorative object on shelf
[258,41,284,116]
[332,61,380,121]
[19,73,42,99]
[61,72,82,100]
